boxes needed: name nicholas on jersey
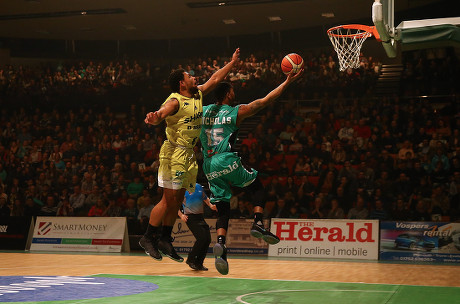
[183,111,203,123]
[203,116,232,125]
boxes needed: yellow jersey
[163,90,203,148]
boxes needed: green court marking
[2,274,459,304]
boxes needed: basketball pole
[372,0,397,58]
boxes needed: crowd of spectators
[0,49,381,111]
[233,96,460,223]
[0,46,458,234]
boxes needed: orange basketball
[281,53,304,75]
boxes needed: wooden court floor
[0,251,458,288]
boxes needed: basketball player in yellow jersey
[140,48,240,262]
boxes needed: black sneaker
[186,260,208,271]
[213,243,229,275]
[250,223,280,245]
[196,264,208,271]
[158,238,184,262]
[186,259,199,270]
[139,235,162,260]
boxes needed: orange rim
[327,24,380,41]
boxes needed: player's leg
[139,191,166,260]
[213,200,230,275]
[140,142,183,261]
[140,142,172,260]
[227,154,280,245]
[157,187,185,262]
[158,149,198,262]
[245,178,280,244]
[203,154,233,275]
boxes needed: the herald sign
[268,219,379,260]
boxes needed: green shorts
[203,152,258,203]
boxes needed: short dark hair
[214,82,233,103]
[169,69,185,93]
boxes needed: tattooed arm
[236,69,304,126]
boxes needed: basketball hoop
[327,24,380,71]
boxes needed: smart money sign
[30,217,127,252]
[268,219,379,260]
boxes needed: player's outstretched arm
[236,69,304,125]
[144,98,180,125]
[198,48,240,96]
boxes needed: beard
[189,86,199,98]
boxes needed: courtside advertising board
[269,219,379,260]
[380,221,460,263]
[30,217,129,252]
[172,219,218,254]
[172,219,269,254]
[0,216,34,250]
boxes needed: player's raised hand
[231,48,240,63]
[287,68,304,83]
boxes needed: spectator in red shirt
[88,198,106,216]
[353,119,371,140]
[241,132,258,149]
[258,151,280,175]
[270,114,285,135]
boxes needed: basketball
[281,53,304,75]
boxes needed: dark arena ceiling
[0,0,453,41]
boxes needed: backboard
[372,0,460,57]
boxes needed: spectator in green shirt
[127,175,144,198]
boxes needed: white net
[328,27,372,71]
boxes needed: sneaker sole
[213,243,225,256]
[138,240,162,261]
[158,249,184,262]
[213,243,229,275]
[262,234,280,245]
[160,251,184,262]
[215,258,229,275]
[251,230,280,245]
[157,240,184,262]
[250,229,263,239]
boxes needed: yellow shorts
[157,140,197,193]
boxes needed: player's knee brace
[215,201,230,231]
[246,178,266,208]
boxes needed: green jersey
[200,103,257,203]
[200,104,239,158]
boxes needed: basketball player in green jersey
[200,68,304,275]
[140,48,240,263]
